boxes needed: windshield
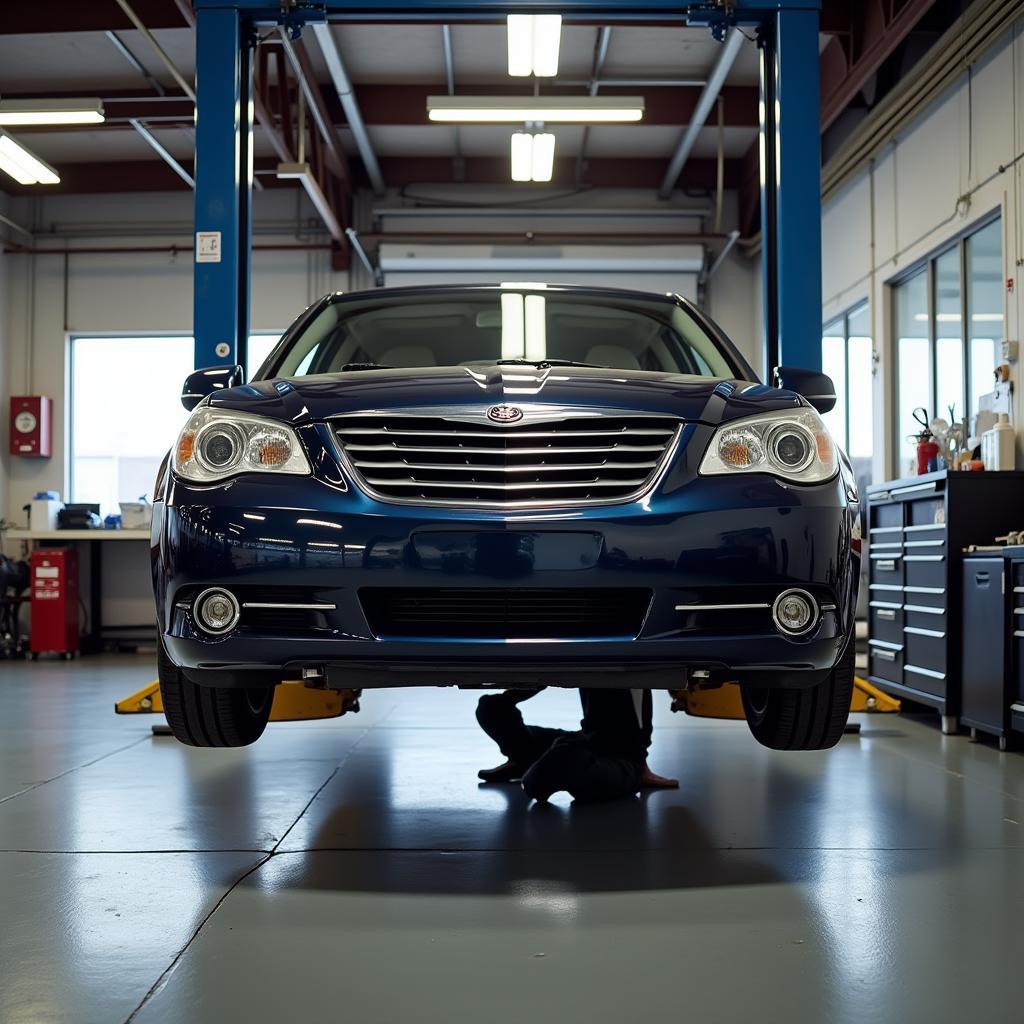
[258,289,739,380]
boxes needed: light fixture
[427,95,644,123]
[0,99,104,126]
[0,129,59,185]
[511,132,555,182]
[507,14,562,78]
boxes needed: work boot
[478,759,527,783]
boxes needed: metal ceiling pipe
[113,0,196,102]
[576,26,613,184]
[129,118,195,188]
[657,26,744,199]
[310,22,386,196]
[441,25,465,182]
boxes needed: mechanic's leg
[476,691,571,775]
[522,739,642,803]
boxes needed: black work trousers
[475,693,642,802]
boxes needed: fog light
[772,589,818,636]
[194,587,240,635]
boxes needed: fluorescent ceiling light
[0,99,104,126]
[511,132,555,183]
[0,130,59,185]
[507,15,562,78]
[427,95,644,124]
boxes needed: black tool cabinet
[865,470,1024,734]
[961,550,1024,748]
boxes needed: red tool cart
[30,549,79,658]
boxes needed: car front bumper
[154,469,858,690]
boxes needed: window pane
[71,337,194,515]
[846,304,873,462]
[895,271,930,474]
[247,333,281,379]
[966,219,1003,418]
[934,247,964,423]
[821,319,846,449]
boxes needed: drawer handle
[876,608,896,620]
[873,649,897,662]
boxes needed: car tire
[157,640,273,747]
[740,637,855,751]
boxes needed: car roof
[325,282,687,304]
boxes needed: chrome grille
[334,414,680,506]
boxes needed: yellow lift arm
[116,680,360,721]
[671,676,901,719]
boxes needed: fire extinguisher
[915,434,940,475]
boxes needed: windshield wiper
[339,362,394,372]
[495,358,605,369]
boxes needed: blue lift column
[190,0,823,377]
[759,4,823,374]
[192,4,254,370]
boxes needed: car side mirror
[773,366,837,415]
[181,365,244,411]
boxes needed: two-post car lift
[122,1,888,728]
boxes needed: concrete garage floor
[2,656,1024,1023]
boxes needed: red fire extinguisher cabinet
[30,549,80,657]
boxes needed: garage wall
[821,19,1024,483]
[2,189,343,523]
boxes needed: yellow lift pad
[672,676,901,719]
[115,680,360,721]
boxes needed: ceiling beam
[0,0,190,34]
[371,155,740,190]
[819,0,939,131]
[1,84,759,130]
[0,156,739,195]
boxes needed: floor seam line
[122,724,376,1024]
[0,734,152,806]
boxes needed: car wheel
[157,640,273,747]
[740,637,855,750]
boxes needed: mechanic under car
[475,688,679,802]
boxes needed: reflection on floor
[1,655,1023,1023]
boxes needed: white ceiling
[0,20,763,182]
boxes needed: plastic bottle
[992,413,1016,470]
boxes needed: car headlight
[173,407,310,483]
[699,407,837,484]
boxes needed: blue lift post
[191,0,822,376]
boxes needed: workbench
[4,528,153,653]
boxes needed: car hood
[208,364,808,426]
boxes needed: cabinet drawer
[902,584,945,609]
[868,603,903,644]
[904,554,946,590]
[903,627,946,675]
[905,496,945,529]
[868,552,903,585]
[869,641,902,682]
[903,662,946,698]
[903,522,946,545]
[904,603,946,632]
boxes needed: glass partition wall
[893,215,1003,477]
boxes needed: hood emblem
[487,405,524,424]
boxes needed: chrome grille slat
[361,477,652,491]
[334,413,680,507]
[336,427,675,439]
[349,459,661,473]
[342,443,668,454]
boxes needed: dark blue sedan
[153,285,860,750]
